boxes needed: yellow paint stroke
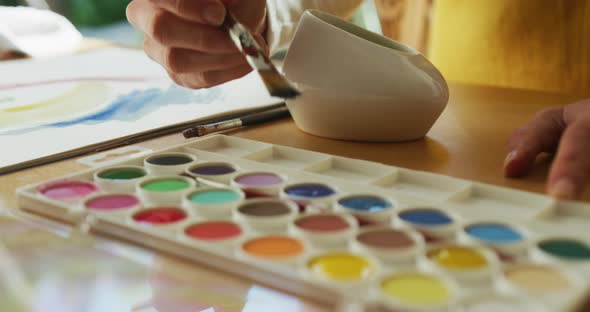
[0,82,109,128]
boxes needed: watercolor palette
[16,135,590,311]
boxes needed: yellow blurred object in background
[428,0,590,96]
[376,0,590,96]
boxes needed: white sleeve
[265,0,364,55]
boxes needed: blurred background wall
[0,0,138,46]
[1,0,130,26]
[374,0,433,54]
[0,0,431,54]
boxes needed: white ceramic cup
[283,10,449,142]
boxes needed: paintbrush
[183,104,290,138]
[0,50,30,61]
[223,11,300,99]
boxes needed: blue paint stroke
[50,84,223,127]
[1,84,224,135]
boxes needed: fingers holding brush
[128,0,236,52]
[146,0,227,25]
[127,0,269,89]
[168,63,253,89]
[221,0,268,34]
[143,38,246,73]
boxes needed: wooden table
[3,82,587,203]
[1,76,589,310]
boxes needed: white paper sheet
[0,48,279,172]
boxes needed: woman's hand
[504,98,590,200]
[126,0,267,88]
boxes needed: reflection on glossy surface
[150,255,325,312]
[243,286,304,312]
[0,216,328,312]
[0,216,151,312]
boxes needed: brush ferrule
[223,12,299,99]
[199,119,243,136]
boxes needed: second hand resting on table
[126,0,590,201]
[504,99,590,200]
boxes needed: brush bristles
[183,126,214,138]
[183,119,242,138]
[0,50,29,61]
[182,128,199,138]
[258,70,300,99]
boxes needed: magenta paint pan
[84,194,141,212]
[38,180,98,201]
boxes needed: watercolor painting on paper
[0,48,277,172]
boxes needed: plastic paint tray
[17,135,590,311]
